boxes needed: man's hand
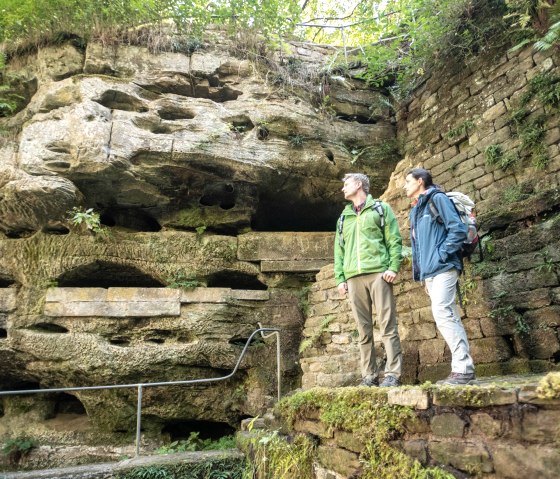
[337,282,348,296]
[382,270,397,283]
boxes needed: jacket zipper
[356,211,362,273]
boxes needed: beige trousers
[347,273,402,379]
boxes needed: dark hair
[407,168,435,189]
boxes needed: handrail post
[135,384,143,456]
[275,331,281,402]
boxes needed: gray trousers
[425,269,475,374]
[347,273,402,379]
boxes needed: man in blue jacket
[403,168,476,385]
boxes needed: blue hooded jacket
[409,188,467,281]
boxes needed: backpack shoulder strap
[427,191,446,223]
[373,200,385,229]
[337,213,345,247]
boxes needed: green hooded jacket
[334,195,403,285]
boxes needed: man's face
[342,178,362,200]
[403,174,423,198]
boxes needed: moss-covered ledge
[245,373,560,479]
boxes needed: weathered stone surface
[238,232,334,261]
[44,301,181,317]
[260,259,331,272]
[429,440,493,474]
[491,443,560,479]
[433,386,517,407]
[0,289,17,312]
[387,388,430,409]
[316,445,360,477]
[430,412,466,437]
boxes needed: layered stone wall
[282,376,560,479]
[301,45,560,386]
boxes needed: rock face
[0,41,397,237]
[301,45,560,387]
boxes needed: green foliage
[299,315,335,353]
[502,184,527,203]
[276,388,454,479]
[445,120,475,140]
[242,430,314,479]
[287,133,305,147]
[484,144,520,170]
[116,456,244,479]
[534,251,556,272]
[1,437,36,465]
[166,272,205,289]
[68,207,108,235]
[489,304,529,335]
[156,433,236,454]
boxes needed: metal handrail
[0,327,281,456]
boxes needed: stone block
[433,386,517,407]
[316,445,360,478]
[107,287,180,301]
[482,101,506,122]
[387,388,430,409]
[0,289,17,312]
[400,439,427,464]
[430,412,466,437]
[470,412,504,439]
[334,430,365,453]
[237,232,334,261]
[293,419,332,438]
[180,288,231,303]
[513,328,560,360]
[45,287,107,302]
[400,322,437,341]
[418,338,449,365]
[470,337,513,363]
[261,259,331,272]
[521,409,560,443]
[44,301,180,317]
[429,440,493,474]
[491,443,560,479]
[230,290,270,301]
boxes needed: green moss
[536,372,560,400]
[168,206,248,231]
[275,387,454,479]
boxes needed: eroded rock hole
[337,114,377,124]
[206,271,267,290]
[100,208,161,232]
[162,420,235,442]
[0,275,15,287]
[157,106,195,120]
[109,337,130,346]
[199,183,236,210]
[30,323,69,334]
[42,226,70,235]
[53,393,86,416]
[94,90,148,112]
[57,261,164,288]
[0,329,7,339]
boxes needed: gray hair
[342,173,370,194]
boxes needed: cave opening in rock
[252,195,341,232]
[100,208,162,232]
[57,261,164,288]
[29,323,69,334]
[336,113,379,124]
[0,275,15,288]
[0,329,7,338]
[53,393,87,416]
[162,420,236,442]
[206,271,267,290]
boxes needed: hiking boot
[437,372,477,385]
[359,375,379,387]
[380,375,401,388]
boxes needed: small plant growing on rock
[68,207,108,235]
[288,133,305,147]
[1,437,36,466]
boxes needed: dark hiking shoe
[437,372,477,385]
[380,375,401,388]
[359,375,379,387]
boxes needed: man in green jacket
[334,173,403,387]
